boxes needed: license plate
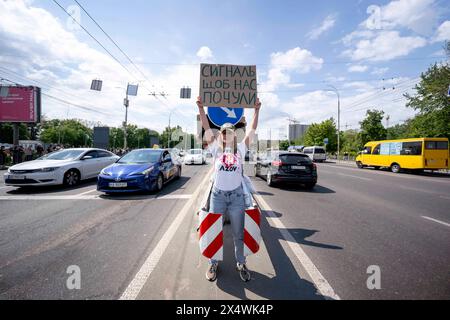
[109,182,127,188]
[291,166,306,170]
[9,175,26,180]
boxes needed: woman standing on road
[197,96,261,282]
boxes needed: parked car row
[4,148,182,194]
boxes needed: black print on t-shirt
[219,165,238,172]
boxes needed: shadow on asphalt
[283,228,343,250]
[215,210,338,300]
[98,176,191,201]
[277,184,336,194]
[6,178,98,194]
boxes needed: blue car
[97,149,181,193]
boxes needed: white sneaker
[236,263,251,282]
[206,262,218,281]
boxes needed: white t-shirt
[208,141,246,191]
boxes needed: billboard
[0,86,41,123]
[93,127,109,150]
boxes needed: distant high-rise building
[288,124,310,142]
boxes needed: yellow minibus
[355,138,449,173]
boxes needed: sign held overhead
[200,63,257,108]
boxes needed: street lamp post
[167,111,172,149]
[327,85,341,160]
[123,92,129,150]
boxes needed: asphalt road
[0,161,449,299]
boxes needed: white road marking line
[439,195,450,200]
[0,194,193,201]
[119,167,214,300]
[421,216,450,228]
[75,188,98,196]
[338,173,372,181]
[157,194,191,200]
[253,193,341,300]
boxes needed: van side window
[372,145,381,155]
[363,147,372,154]
[401,142,422,155]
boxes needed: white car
[183,149,206,165]
[303,146,327,162]
[4,148,119,187]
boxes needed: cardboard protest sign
[199,64,257,108]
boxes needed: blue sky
[0,0,449,139]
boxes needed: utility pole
[123,92,129,150]
[327,85,340,160]
[167,112,172,149]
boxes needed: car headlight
[100,169,112,176]
[41,167,59,172]
[140,166,154,176]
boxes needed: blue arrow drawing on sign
[207,106,244,127]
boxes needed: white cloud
[348,65,369,73]
[307,14,337,40]
[432,21,450,42]
[0,0,203,134]
[363,0,439,35]
[263,47,323,91]
[196,46,214,61]
[371,67,389,75]
[342,31,427,62]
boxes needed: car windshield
[315,148,326,154]
[189,150,202,154]
[118,150,161,164]
[39,150,84,160]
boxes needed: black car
[254,151,317,189]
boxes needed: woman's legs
[208,188,227,265]
[228,188,246,265]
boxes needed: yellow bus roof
[364,137,449,146]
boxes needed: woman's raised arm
[197,96,216,146]
[244,98,261,148]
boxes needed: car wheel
[155,173,164,191]
[356,161,364,169]
[267,171,275,187]
[391,163,401,173]
[63,169,80,186]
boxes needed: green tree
[386,122,411,140]
[404,62,450,139]
[303,118,338,152]
[160,125,184,148]
[341,129,360,156]
[359,110,387,145]
[40,119,92,147]
[0,123,31,143]
[279,140,290,150]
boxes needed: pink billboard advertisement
[0,86,41,123]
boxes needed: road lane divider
[252,193,341,300]
[421,216,450,228]
[0,194,192,201]
[75,188,99,196]
[119,167,214,300]
[338,173,372,181]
